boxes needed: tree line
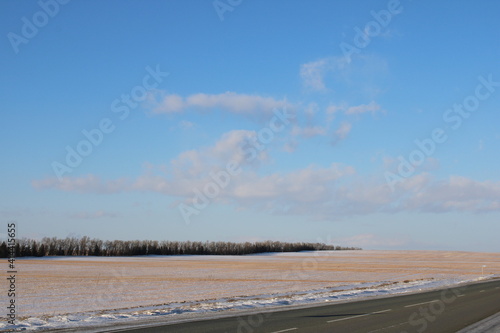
[0,236,361,258]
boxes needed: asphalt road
[103,279,500,333]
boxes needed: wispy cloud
[299,54,388,95]
[32,126,500,219]
[145,91,291,116]
[402,175,500,213]
[326,103,345,121]
[345,101,382,115]
[32,172,500,217]
[291,125,327,138]
[178,120,195,130]
[327,101,383,116]
[300,56,349,91]
[32,175,129,194]
[300,58,330,91]
[332,122,352,145]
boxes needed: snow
[1,250,499,331]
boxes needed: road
[102,279,500,333]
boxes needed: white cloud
[304,102,318,117]
[402,176,500,213]
[32,175,129,193]
[300,54,388,95]
[33,169,500,218]
[291,125,327,138]
[34,130,263,195]
[171,129,263,176]
[179,120,195,130]
[300,56,349,91]
[326,103,345,116]
[332,122,352,145]
[232,163,355,203]
[33,118,500,219]
[325,101,382,125]
[148,93,184,113]
[345,101,382,115]
[300,58,329,91]
[146,91,290,116]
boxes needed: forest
[0,236,361,257]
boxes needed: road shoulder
[457,311,500,333]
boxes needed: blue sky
[1,0,500,251]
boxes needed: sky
[1,0,500,252]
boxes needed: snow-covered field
[2,250,499,331]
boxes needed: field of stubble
[16,250,500,318]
